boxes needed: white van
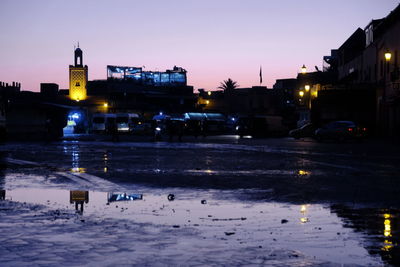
[92,113,118,133]
[92,113,106,132]
[105,114,117,132]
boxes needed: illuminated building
[69,46,88,101]
[107,65,187,86]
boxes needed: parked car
[289,123,316,139]
[314,121,367,142]
[131,119,153,135]
[236,116,269,137]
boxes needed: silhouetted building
[40,83,59,97]
[323,49,338,73]
[337,28,366,82]
[198,86,278,116]
[332,3,400,136]
[273,78,297,106]
[0,81,21,96]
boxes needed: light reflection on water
[63,143,86,173]
[3,187,383,266]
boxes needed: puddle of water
[3,187,384,266]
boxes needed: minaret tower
[69,44,88,101]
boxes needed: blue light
[68,111,82,122]
[71,113,80,120]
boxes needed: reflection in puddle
[3,187,386,266]
[103,152,109,173]
[107,192,143,202]
[186,169,318,176]
[297,170,311,176]
[63,143,86,173]
[70,190,89,213]
[300,204,310,223]
[331,205,400,266]
[71,167,86,173]
[384,213,391,237]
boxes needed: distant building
[273,78,297,106]
[69,46,88,101]
[40,83,59,97]
[198,86,278,116]
[107,65,187,87]
[0,81,21,96]
[337,28,366,82]
[63,46,196,118]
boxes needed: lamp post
[299,65,307,106]
[301,64,307,74]
[382,50,392,134]
[384,51,391,100]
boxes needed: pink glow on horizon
[0,0,398,92]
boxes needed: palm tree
[218,78,239,91]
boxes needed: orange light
[385,51,392,61]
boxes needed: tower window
[76,82,80,87]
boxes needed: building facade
[69,46,88,101]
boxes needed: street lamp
[207,91,212,96]
[103,103,108,108]
[385,50,392,62]
[301,64,307,74]
[299,91,304,97]
[304,85,310,91]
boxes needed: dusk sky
[0,0,399,92]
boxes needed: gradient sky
[0,0,399,92]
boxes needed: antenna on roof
[77,41,80,48]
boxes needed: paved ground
[0,136,399,266]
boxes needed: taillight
[363,127,367,131]
[348,128,353,132]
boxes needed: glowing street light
[103,103,108,108]
[385,50,392,62]
[299,91,304,97]
[301,64,307,74]
[207,91,212,96]
[305,85,310,91]
[205,100,210,105]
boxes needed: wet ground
[0,136,399,266]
